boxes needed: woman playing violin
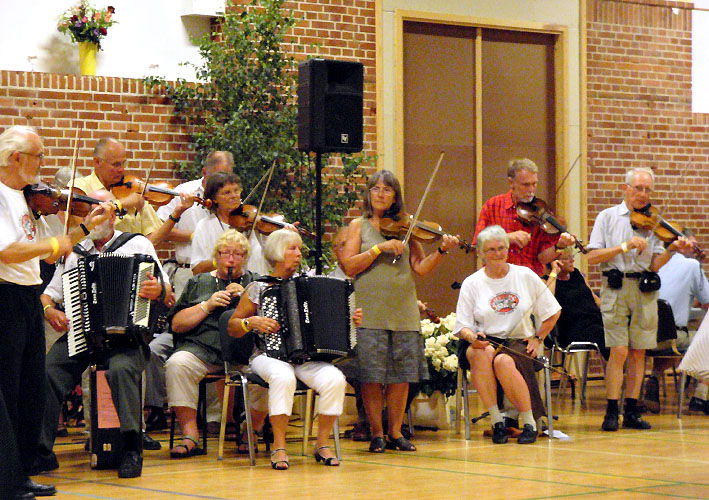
[340,170,459,453]
[191,171,270,276]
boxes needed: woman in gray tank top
[340,170,459,453]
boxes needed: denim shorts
[355,328,428,384]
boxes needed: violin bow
[62,128,82,236]
[393,151,445,264]
[247,160,277,241]
[242,159,277,205]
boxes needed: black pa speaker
[297,58,363,153]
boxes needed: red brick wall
[0,0,377,251]
[586,0,709,285]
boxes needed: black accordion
[62,254,159,358]
[258,276,356,364]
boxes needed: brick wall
[586,0,709,285]
[0,0,377,253]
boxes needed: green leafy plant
[144,0,368,267]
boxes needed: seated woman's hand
[470,332,490,349]
[225,282,244,297]
[251,315,280,335]
[205,290,232,312]
[525,336,543,357]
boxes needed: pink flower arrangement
[57,1,116,50]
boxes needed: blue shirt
[658,253,709,327]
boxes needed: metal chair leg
[462,371,471,440]
[678,372,687,419]
[333,417,341,461]
[217,378,231,461]
[302,389,314,457]
[544,357,554,438]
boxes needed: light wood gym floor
[39,380,709,500]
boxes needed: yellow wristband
[548,272,557,279]
[43,304,52,314]
[241,318,252,332]
[48,237,59,259]
[371,244,381,257]
[212,258,217,268]
[114,199,123,211]
[621,242,628,253]
[190,233,194,241]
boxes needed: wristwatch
[534,334,543,342]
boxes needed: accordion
[62,254,158,358]
[258,275,356,364]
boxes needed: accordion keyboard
[260,293,284,352]
[63,267,88,357]
[132,261,154,328]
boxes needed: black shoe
[117,451,143,478]
[55,427,69,438]
[602,413,619,431]
[688,397,709,414]
[517,424,537,444]
[643,376,660,414]
[401,423,413,441]
[351,422,371,442]
[492,422,508,444]
[145,408,167,432]
[142,433,162,451]
[622,412,651,430]
[20,479,56,497]
[29,452,59,476]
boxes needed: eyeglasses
[21,151,44,161]
[218,250,247,258]
[369,186,395,195]
[483,245,508,254]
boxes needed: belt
[602,271,642,279]
[176,262,191,269]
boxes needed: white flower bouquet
[420,312,459,397]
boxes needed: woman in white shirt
[453,225,560,445]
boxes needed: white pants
[166,350,268,413]
[250,354,346,417]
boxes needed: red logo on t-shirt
[21,214,37,241]
[490,292,519,314]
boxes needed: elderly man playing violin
[74,137,164,240]
[474,158,577,276]
[0,125,115,500]
[587,166,693,432]
[34,189,173,479]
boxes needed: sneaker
[688,397,709,414]
[601,413,619,432]
[117,451,143,478]
[351,422,371,442]
[517,424,537,444]
[491,422,508,444]
[622,412,651,430]
[643,375,660,414]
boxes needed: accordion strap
[103,232,141,253]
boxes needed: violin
[379,211,473,253]
[630,205,705,261]
[228,203,315,239]
[516,197,588,254]
[111,174,211,209]
[23,182,125,218]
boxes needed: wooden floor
[41,382,709,500]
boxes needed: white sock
[489,405,503,425]
[520,410,536,431]
[694,383,708,400]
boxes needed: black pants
[0,284,46,484]
[37,336,149,460]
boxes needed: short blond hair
[212,229,250,260]
[263,229,302,268]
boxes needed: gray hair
[507,158,538,179]
[212,229,250,261]
[0,125,38,166]
[625,167,654,185]
[93,137,121,159]
[54,166,82,188]
[204,151,234,174]
[476,225,510,253]
[263,228,302,268]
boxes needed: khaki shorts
[600,277,658,350]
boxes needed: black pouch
[639,271,661,292]
[606,269,623,289]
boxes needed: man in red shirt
[474,158,576,276]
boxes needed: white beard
[88,220,113,241]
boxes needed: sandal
[170,436,206,459]
[270,448,289,470]
[237,431,258,455]
[314,446,339,466]
[385,435,416,451]
[369,436,386,453]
